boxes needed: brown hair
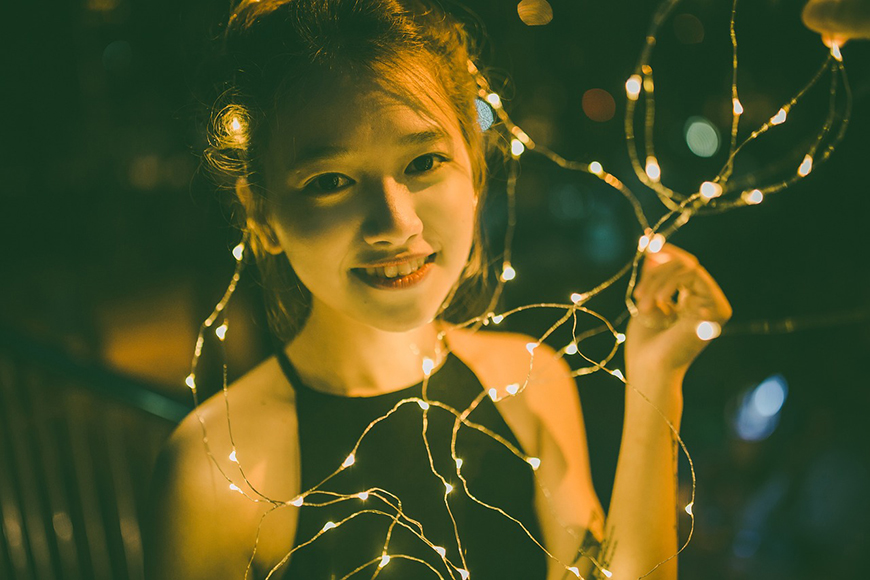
[203,0,500,341]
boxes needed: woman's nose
[362,177,424,246]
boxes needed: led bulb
[421,357,435,376]
[322,521,336,532]
[638,235,650,252]
[645,156,661,182]
[434,546,447,558]
[215,323,228,341]
[229,483,241,493]
[685,501,694,515]
[625,75,642,100]
[342,454,356,468]
[647,234,665,254]
[229,450,238,463]
[611,369,625,381]
[798,154,813,177]
[491,314,504,324]
[501,264,517,281]
[696,321,721,341]
[485,92,502,108]
[568,567,580,578]
[455,458,463,469]
[289,496,304,507]
[830,41,843,62]
[488,388,499,401]
[570,292,583,304]
[601,569,613,578]
[379,554,391,568]
[526,342,538,354]
[588,161,603,175]
[506,383,520,395]
[616,333,626,344]
[770,108,788,125]
[458,569,470,580]
[700,181,723,200]
[743,189,764,205]
[230,117,242,132]
[358,491,369,500]
[527,457,541,470]
[732,98,744,115]
[445,483,454,494]
[232,243,245,261]
[417,399,430,410]
[511,139,525,157]
[185,374,196,390]
[565,343,578,355]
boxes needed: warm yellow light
[289,496,304,507]
[699,181,723,200]
[511,139,525,157]
[455,458,463,469]
[342,454,356,468]
[421,357,435,376]
[685,501,694,515]
[625,75,642,100]
[732,98,744,115]
[417,399,430,410]
[570,292,583,304]
[568,566,580,577]
[322,521,336,532]
[645,156,661,182]
[488,388,498,401]
[588,161,603,175]
[638,235,650,252]
[611,369,625,381]
[601,569,613,578]
[185,374,196,389]
[744,189,764,205]
[232,243,245,261]
[506,383,520,395]
[527,457,541,470]
[526,342,538,354]
[458,569,470,580]
[229,483,241,492]
[491,314,504,324]
[616,333,626,344]
[565,343,578,355]
[215,323,228,341]
[229,450,238,463]
[379,554,391,568]
[798,154,813,177]
[501,263,517,281]
[696,321,721,341]
[643,75,655,92]
[445,483,454,494]
[770,108,788,125]
[647,233,665,254]
[485,92,502,108]
[434,546,447,558]
[358,491,369,500]
[830,41,843,62]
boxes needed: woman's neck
[284,301,446,396]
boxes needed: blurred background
[2,0,869,578]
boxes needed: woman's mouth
[353,254,436,289]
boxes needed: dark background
[2,0,869,578]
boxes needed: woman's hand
[803,0,870,45]
[625,244,732,379]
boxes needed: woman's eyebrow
[289,129,451,170]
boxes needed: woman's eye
[307,173,352,193]
[406,153,446,174]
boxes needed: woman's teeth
[365,257,427,279]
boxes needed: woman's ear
[235,177,284,255]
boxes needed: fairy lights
[181,0,855,577]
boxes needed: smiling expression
[260,75,478,333]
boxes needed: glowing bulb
[289,496,304,507]
[455,458,463,469]
[732,98,744,115]
[458,569,470,580]
[568,567,580,578]
[511,139,525,157]
[645,156,661,182]
[215,323,228,340]
[421,357,435,376]
[185,374,196,390]
[491,314,504,324]
[229,450,238,463]
[601,569,613,578]
[488,388,499,401]
[699,181,723,200]
[322,521,336,532]
[512,126,531,144]
[625,75,642,100]
[506,383,520,395]
[570,292,583,304]
[230,117,242,132]
[611,369,625,381]
[434,546,447,558]
[830,41,843,62]
[798,154,813,177]
[445,483,454,494]
[485,92,502,108]
[527,457,541,470]
[417,399,430,410]
[588,161,603,175]
[501,264,517,281]
[616,333,626,344]
[379,554,391,568]
[696,321,721,341]
[638,235,650,252]
[358,491,369,500]
[565,343,578,355]
[342,454,356,468]
[229,483,241,493]
[647,233,665,254]
[685,501,694,515]
[643,75,655,92]
[526,342,538,354]
[232,243,245,261]
[744,189,764,205]
[770,108,788,125]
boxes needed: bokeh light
[673,13,704,44]
[684,116,721,158]
[517,0,554,26]
[582,88,616,122]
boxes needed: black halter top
[276,349,548,580]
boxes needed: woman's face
[261,76,477,333]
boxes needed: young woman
[145,1,731,578]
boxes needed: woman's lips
[353,254,436,290]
